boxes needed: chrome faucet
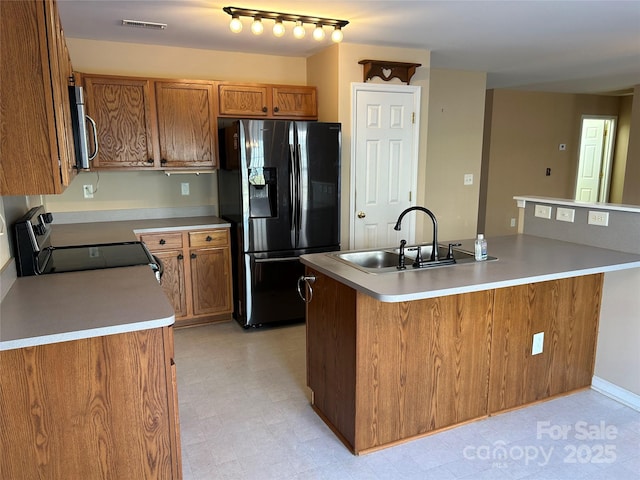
[394,206,439,263]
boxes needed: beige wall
[44,39,309,214]
[425,69,487,241]
[610,95,633,203]
[307,45,339,122]
[595,269,640,396]
[622,85,640,205]
[481,90,621,236]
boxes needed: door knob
[357,211,366,219]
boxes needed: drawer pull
[206,235,213,242]
[159,239,166,245]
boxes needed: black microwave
[68,85,98,169]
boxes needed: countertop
[0,215,230,351]
[51,215,230,246]
[299,234,640,302]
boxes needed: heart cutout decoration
[382,68,392,79]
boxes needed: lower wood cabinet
[0,326,182,479]
[305,270,604,454]
[140,228,232,326]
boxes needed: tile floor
[174,321,640,480]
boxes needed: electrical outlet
[510,218,517,228]
[181,182,190,196]
[83,184,94,199]
[588,211,609,226]
[534,204,552,219]
[532,332,544,355]
[556,207,575,223]
[463,173,473,186]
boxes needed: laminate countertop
[299,234,640,302]
[0,216,230,351]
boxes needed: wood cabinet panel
[141,228,232,326]
[356,289,493,452]
[84,76,156,168]
[217,82,318,119]
[272,86,317,117]
[489,274,603,413]
[0,328,180,479]
[306,270,358,449]
[155,249,188,319]
[190,247,232,316]
[139,232,184,250]
[0,0,75,195]
[189,229,228,248]
[155,81,217,168]
[218,84,269,116]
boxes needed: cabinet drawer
[189,229,228,248]
[140,232,183,250]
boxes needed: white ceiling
[57,0,640,94]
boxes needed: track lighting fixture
[223,6,348,43]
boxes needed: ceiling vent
[121,19,167,30]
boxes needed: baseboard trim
[591,376,640,412]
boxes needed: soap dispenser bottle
[475,234,488,261]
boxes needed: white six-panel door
[351,83,421,249]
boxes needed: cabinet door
[190,247,232,316]
[0,0,73,195]
[84,76,157,168]
[155,250,188,319]
[218,83,269,117]
[155,81,217,168]
[272,86,317,118]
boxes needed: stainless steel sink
[332,244,495,274]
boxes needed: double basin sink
[332,244,496,274]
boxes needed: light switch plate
[181,182,190,196]
[588,211,609,226]
[532,332,544,355]
[556,207,575,223]
[534,204,552,219]
[464,173,473,186]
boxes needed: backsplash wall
[43,171,217,214]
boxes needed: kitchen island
[299,234,640,454]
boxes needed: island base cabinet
[306,269,604,455]
[306,269,494,454]
[0,327,182,479]
[489,274,603,414]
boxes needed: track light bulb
[273,19,285,37]
[293,21,305,39]
[251,17,263,35]
[331,26,343,43]
[229,15,242,33]
[313,24,325,41]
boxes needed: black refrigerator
[218,120,341,327]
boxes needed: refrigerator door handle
[289,143,297,245]
[295,143,303,248]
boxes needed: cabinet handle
[159,239,166,245]
[273,106,279,113]
[190,253,197,259]
[177,254,184,260]
[147,158,154,164]
[160,158,167,165]
[205,235,212,242]
[262,106,268,113]
[297,274,316,303]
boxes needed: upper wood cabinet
[0,0,77,195]
[155,81,217,168]
[82,75,217,170]
[83,76,157,168]
[217,82,317,119]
